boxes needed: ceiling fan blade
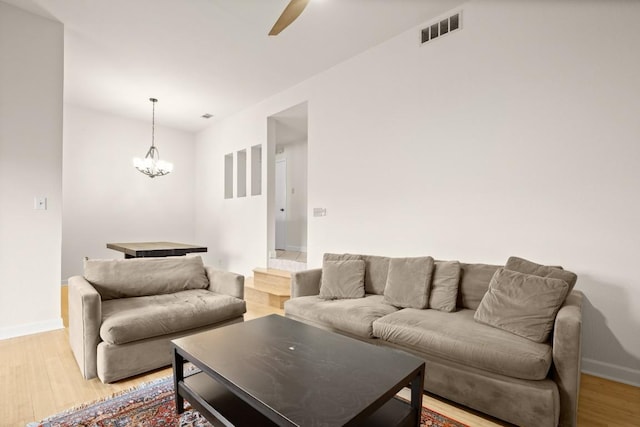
[269,0,310,36]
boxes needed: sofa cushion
[457,263,501,310]
[362,255,390,295]
[100,289,246,345]
[505,256,577,292]
[428,261,461,312]
[474,268,569,343]
[323,253,362,262]
[323,253,389,295]
[383,257,434,309]
[372,308,552,380]
[319,259,366,300]
[284,294,398,339]
[84,256,209,300]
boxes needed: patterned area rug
[28,373,468,427]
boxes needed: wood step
[244,277,290,309]
[253,268,291,291]
[248,278,289,296]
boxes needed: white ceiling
[5,0,465,132]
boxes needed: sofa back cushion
[84,256,209,300]
[428,260,461,312]
[505,256,577,292]
[457,263,501,310]
[323,253,362,262]
[362,255,390,295]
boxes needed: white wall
[195,112,274,276]
[196,0,640,385]
[62,105,197,280]
[0,3,64,338]
[276,140,308,252]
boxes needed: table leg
[173,347,185,414]
[410,365,425,426]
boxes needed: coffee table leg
[173,347,185,414]
[410,365,425,426]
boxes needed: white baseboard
[582,357,640,387]
[285,245,307,252]
[0,318,64,341]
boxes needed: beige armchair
[68,256,245,383]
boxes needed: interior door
[275,159,287,250]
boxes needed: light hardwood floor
[2,300,638,426]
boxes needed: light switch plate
[313,208,327,217]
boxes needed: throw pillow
[428,260,461,312]
[505,256,577,292]
[319,259,366,300]
[383,256,435,309]
[474,268,570,342]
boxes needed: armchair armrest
[291,268,322,298]
[552,290,583,427]
[68,275,102,380]
[205,266,244,299]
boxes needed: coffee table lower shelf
[178,372,417,427]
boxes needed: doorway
[267,102,308,269]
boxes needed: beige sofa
[68,256,246,383]
[284,254,583,427]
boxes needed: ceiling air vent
[421,11,462,44]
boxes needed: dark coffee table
[171,315,425,426]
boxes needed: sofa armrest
[291,268,322,298]
[205,266,244,299]
[68,275,102,380]
[552,290,583,427]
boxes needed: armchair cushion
[100,289,246,345]
[84,256,209,300]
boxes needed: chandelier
[133,98,173,178]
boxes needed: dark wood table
[172,315,425,427]
[106,241,207,259]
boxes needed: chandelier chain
[150,97,157,149]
